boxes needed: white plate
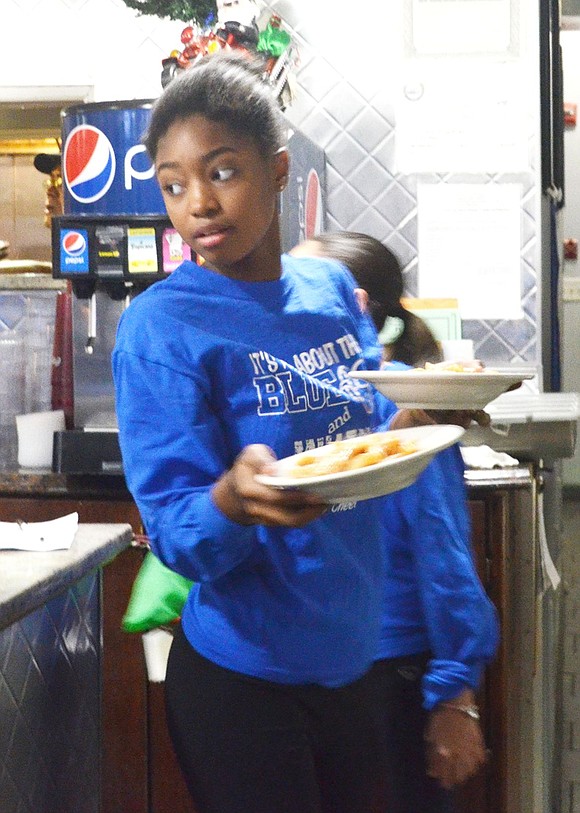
[255,425,465,503]
[347,370,535,410]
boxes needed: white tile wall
[261,0,542,365]
[1,0,183,100]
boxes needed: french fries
[288,436,418,479]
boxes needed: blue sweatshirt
[376,442,500,708]
[112,254,397,688]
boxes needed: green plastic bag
[122,550,194,633]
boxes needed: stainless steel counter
[464,465,535,489]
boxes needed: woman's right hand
[212,444,329,528]
[425,694,488,789]
[391,408,491,431]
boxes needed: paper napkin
[460,445,519,469]
[0,512,79,551]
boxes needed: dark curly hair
[144,52,286,162]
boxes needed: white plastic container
[141,628,174,682]
[16,409,65,468]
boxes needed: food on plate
[287,435,418,479]
[418,360,490,373]
[256,425,466,502]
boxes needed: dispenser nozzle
[85,291,97,355]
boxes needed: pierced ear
[274,148,289,191]
[354,288,369,314]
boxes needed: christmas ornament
[159,3,298,110]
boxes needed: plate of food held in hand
[347,361,535,411]
[255,425,465,503]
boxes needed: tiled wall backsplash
[259,0,541,368]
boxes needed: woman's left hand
[424,694,488,789]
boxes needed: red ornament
[181,26,195,44]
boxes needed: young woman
[112,54,403,813]
[290,232,499,813]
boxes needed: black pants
[165,625,383,813]
[373,652,455,813]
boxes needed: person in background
[113,53,410,813]
[33,151,63,228]
[290,232,500,813]
[292,233,491,434]
[292,231,441,368]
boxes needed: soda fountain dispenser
[51,100,191,474]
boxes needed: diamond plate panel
[0,573,101,813]
[325,131,369,179]
[0,294,26,332]
[294,55,342,105]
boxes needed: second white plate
[347,370,535,410]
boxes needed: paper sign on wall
[395,61,530,174]
[407,0,515,56]
[417,183,523,321]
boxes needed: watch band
[438,702,480,720]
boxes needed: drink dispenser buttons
[127,227,159,275]
[162,227,191,272]
[59,228,90,275]
[95,224,126,278]
[52,215,172,283]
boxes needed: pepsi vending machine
[52,101,325,474]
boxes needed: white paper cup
[440,339,475,362]
[142,628,174,682]
[15,409,65,469]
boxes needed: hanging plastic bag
[122,550,193,633]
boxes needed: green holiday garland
[121,0,216,24]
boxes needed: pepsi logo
[62,231,87,256]
[63,125,116,204]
